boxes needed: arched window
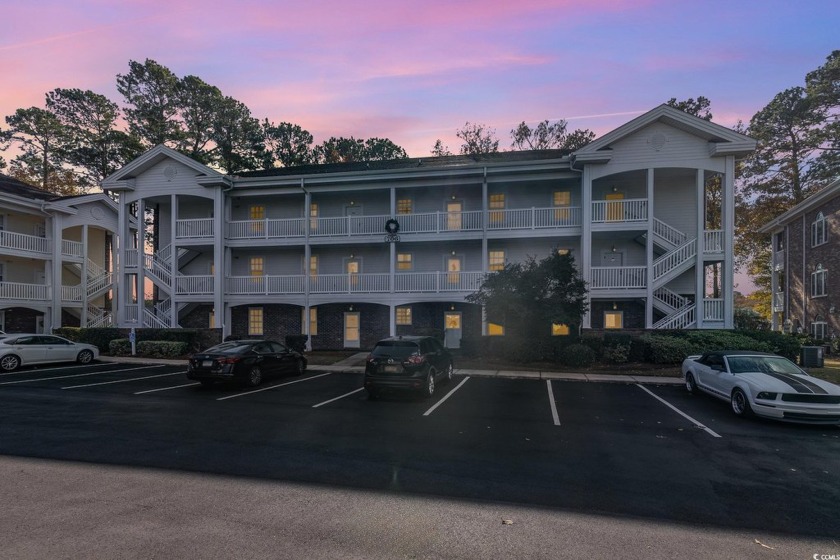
[811,212,828,247]
[812,315,827,340]
[811,264,827,297]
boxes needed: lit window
[250,257,264,277]
[309,255,318,276]
[553,191,571,222]
[604,311,623,329]
[397,253,413,271]
[552,324,570,336]
[248,307,264,336]
[557,248,570,256]
[303,307,317,335]
[310,203,319,230]
[488,323,505,336]
[489,193,505,224]
[812,265,827,297]
[489,250,505,272]
[250,205,265,235]
[811,212,828,247]
[397,199,412,214]
[396,307,412,325]
[209,310,215,329]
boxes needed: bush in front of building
[55,327,125,353]
[136,341,189,358]
[285,335,308,353]
[639,335,695,364]
[558,343,595,368]
[109,338,131,356]
[602,343,631,364]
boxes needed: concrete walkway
[100,354,684,385]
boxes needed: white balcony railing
[703,298,724,321]
[590,266,647,289]
[228,219,307,240]
[653,218,687,246]
[124,304,139,323]
[704,230,724,253]
[176,218,214,239]
[62,239,84,258]
[0,281,49,300]
[487,207,581,230]
[386,211,484,235]
[310,273,391,293]
[227,275,306,295]
[592,199,647,223]
[174,275,214,295]
[395,272,485,293]
[0,230,51,254]
[61,285,83,302]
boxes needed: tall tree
[665,96,713,120]
[362,137,407,161]
[466,251,588,341]
[456,122,499,155]
[208,95,263,174]
[430,139,452,157]
[116,59,183,148]
[313,136,408,164]
[45,88,143,188]
[176,75,224,165]
[805,50,840,184]
[261,121,314,168]
[1,107,79,193]
[510,120,595,151]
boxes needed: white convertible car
[681,350,840,425]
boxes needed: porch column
[695,169,706,329]
[49,214,61,331]
[81,224,89,327]
[581,165,592,329]
[723,157,735,329]
[481,170,488,335]
[137,198,146,327]
[645,168,654,328]
[213,188,225,336]
[115,195,126,326]
[170,194,178,327]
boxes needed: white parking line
[63,371,186,389]
[0,365,166,386]
[423,376,469,417]
[547,380,561,426]
[0,362,114,376]
[217,372,332,401]
[312,387,365,408]
[135,382,201,394]
[636,384,722,438]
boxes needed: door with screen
[344,312,360,348]
[444,312,462,349]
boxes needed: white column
[137,198,146,327]
[49,214,61,331]
[214,187,225,336]
[723,157,735,329]
[170,194,178,327]
[645,168,654,328]
[80,224,89,327]
[695,170,706,329]
[581,165,592,329]
[115,194,126,326]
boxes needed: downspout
[301,179,312,350]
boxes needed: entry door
[444,312,462,349]
[345,204,363,234]
[35,316,44,334]
[601,251,623,267]
[344,312,360,348]
[447,256,462,286]
[446,201,462,230]
[605,192,624,221]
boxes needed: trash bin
[800,346,824,368]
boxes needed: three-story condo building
[102,105,755,349]
[0,174,117,333]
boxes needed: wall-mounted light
[451,195,456,200]
[349,201,355,205]
[451,250,456,256]
[612,186,618,192]
[450,305,455,311]
[349,253,355,259]
[612,302,618,310]
[611,245,616,253]
[349,305,354,311]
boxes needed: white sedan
[681,350,840,425]
[0,334,99,372]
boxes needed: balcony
[0,230,50,255]
[590,266,647,289]
[703,298,724,321]
[226,207,581,241]
[0,281,49,301]
[703,230,723,253]
[224,271,486,296]
[591,199,647,224]
[175,218,214,239]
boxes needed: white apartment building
[0,174,117,333]
[102,105,755,349]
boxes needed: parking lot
[0,359,838,542]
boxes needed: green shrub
[579,334,603,360]
[559,343,595,368]
[740,330,801,361]
[55,327,124,353]
[109,338,131,356]
[603,343,631,364]
[458,335,483,358]
[640,335,695,364]
[285,335,308,353]
[136,341,188,358]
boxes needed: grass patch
[803,358,840,384]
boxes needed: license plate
[382,365,400,373]
[203,360,213,367]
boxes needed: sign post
[129,327,136,356]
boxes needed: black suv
[364,336,454,399]
[187,339,306,387]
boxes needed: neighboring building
[760,177,840,338]
[101,105,755,349]
[0,174,118,332]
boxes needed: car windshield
[726,356,803,375]
[203,341,253,354]
[371,341,419,358]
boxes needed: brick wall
[3,307,42,333]
[230,304,303,342]
[589,300,645,329]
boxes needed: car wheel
[245,366,262,387]
[1,354,20,372]
[199,380,214,387]
[444,362,454,383]
[294,359,306,376]
[77,349,94,365]
[731,388,752,418]
[424,369,436,398]
[685,372,697,394]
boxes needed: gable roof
[759,177,840,233]
[571,104,756,168]
[100,145,230,191]
[0,173,55,201]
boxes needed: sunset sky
[2,0,838,157]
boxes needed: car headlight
[756,392,777,400]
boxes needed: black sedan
[364,335,454,399]
[187,339,306,387]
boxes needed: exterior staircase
[649,219,698,329]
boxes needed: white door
[444,312,462,349]
[601,250,623,267]
[344,312,360,348]
[35,316,44,334]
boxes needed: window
[249,257,264,277]
[812,317,827,340]
[309,255,318,276]
[250,205,265,235]
[248,307,264,336]
[397,199,413,214]
[489,193,505,224]
[488,323,505,336]
[397,253,413,271]
[604,311,623,329]
[554,191,571,222]
[557,248,570,256]
[209,310,215,329]
[396,306,412,325]
[812,264,827,297]
[310,203,319,230]
[303,307,317,335]
[488,250,505,272]
[552,324,570,336]
[811,212,827,247]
